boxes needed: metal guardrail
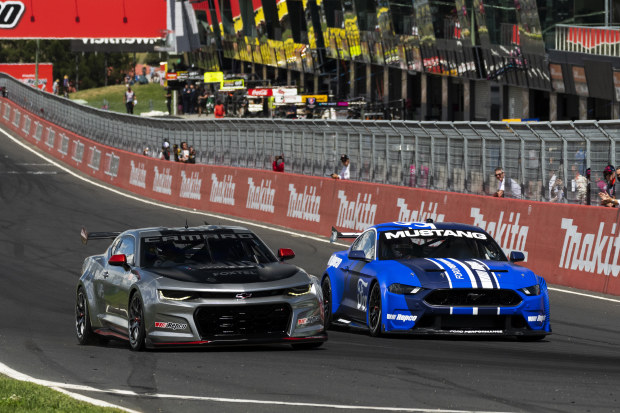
[2,74,619,205]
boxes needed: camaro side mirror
[348,250,369,261]
[278,248,295,261]
[509,251,525,263]
[108,254,128,266]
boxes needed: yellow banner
[302,95,328,103]
[204,72,224,83]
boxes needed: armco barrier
[1,98,619,296]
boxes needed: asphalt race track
[1,127,620,413]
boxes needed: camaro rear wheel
[321,276,332,329]
[368,283,382,337]
[75,287,95,345]
[128,293,146,351]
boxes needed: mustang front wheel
[368,283,382,337]
[75,287,95,345]
[128,293,146,351]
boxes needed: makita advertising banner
[1,97,619,297]
[0,0,166,39]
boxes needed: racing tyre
[368,283,382,337]
[291,342,324,350]
[128,293,146,351]
[75,287,95,345]
[321,276,332,329]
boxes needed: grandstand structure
[186,0,620,121]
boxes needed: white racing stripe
[0,361,512,413]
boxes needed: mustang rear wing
[329,226,361,243]
[80,227,122,245]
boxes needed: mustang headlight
[519,285,541,296]
[286,284,312,296]
[158,290,198,301]
[388,284,424,295]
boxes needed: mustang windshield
[378,229,506,261]
[140,232,278,267]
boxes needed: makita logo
[560,219,620,276]
[0,2,26,29]
[153,166,172,195]
[246,178,274,213]
[210,174,235,205]
[129,160,146,188]
[336,190,376,231]
[179,171,201,200]
[470,208,529,261]
[287,184,321,222]
[396,198,445,223]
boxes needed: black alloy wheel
[75,287,95,345]
[368,283,382,337]
[128,293,146,351]
[321,276,332,329]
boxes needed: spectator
[197,89,209,116]
[159,141,171,161]
[599,164,619,207]
[188,146,196,164]
[549,178,565,203]
[493,167,521,198]
[143,147,150,157]
[273,155,285,172]
[572,165,588,204]
[331,154,350,180]
[52,79,59,95]
[548,169,557,200]
[165,87,172,115]
[179,141,190,163]
[63,75,70,97]
[125,86,136,114]
[181,84,191,115]
[172,144,180,162]
[214,100,225,118]
[189,84,197,114]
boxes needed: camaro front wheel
[321,276,333,329]
[368,283,382,337]
[75,287,95,345]
[128,293,146,351]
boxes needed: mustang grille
[424,289,522,307]
[194,304,291,340]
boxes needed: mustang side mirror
[509,251,525,263]
[348,250,369,261]
[278,248,295,261]
[109,254,128,266]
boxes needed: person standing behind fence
[493,167,521,198]
[125,86,136,114]
[273,155,285,172]
[214,100,225,118]
[599,164,619,207]
[331,155,350,180]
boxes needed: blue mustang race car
[322,221,551,340]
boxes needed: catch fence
[2,74,618,205]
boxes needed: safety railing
[2,73,618,206]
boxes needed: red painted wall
[2,98,619,296]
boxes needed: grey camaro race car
[75,225,327,350]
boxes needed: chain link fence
[2,74,618,205]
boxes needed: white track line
[548,287,620,303]
[0,362,510,413]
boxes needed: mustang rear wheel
[128,293,146,351]
[75,287,95,345]
[368,283,382,337]
[321,276,332,329]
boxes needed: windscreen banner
[1,98,619,297]
[0,63,53,91]
[0,0,167,39]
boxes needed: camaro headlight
[286,284,312,296]
[519,285,541,296]
[158,290,198,301]
[388,284,424,295]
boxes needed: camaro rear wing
[330,226,361,243]
[80,227,122,245]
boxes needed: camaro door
[102,235,137,331]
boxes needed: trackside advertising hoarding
[1,98,619,296]
[0,63,52,91]
[0,0,166,39]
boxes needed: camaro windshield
[378,230,506,261]
[140,232,277,267]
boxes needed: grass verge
[70,83,168,115]
[0,374,126,412]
